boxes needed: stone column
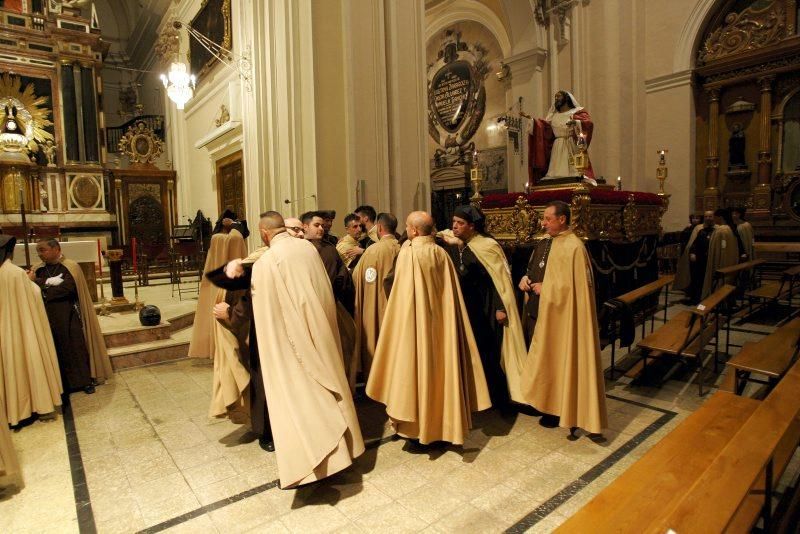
[703,87,721,211]
[753,75,774,216]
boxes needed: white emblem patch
[365,267,378,283]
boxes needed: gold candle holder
[570,134,588,177]
[470,150,483,205]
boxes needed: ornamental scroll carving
[484,196,540,244]
[698,1,787,65]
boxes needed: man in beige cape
[675,211,739,301]
[0,394,22,490]
[249,212,364,488]
[206,230,251,420]
[519,202,607,436]
[366,211,491,445]
[0,235,62,425]
[350,212,400,388]
[188,229,248,358]
[33,239,113,389]
[732,207,755,261]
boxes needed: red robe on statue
[528,109,595,185]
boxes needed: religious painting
[190,0,232,81]
[0,73,55,166]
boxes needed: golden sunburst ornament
[0,73,55,152]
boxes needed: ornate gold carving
[128,183,161,204]
[154,20,180,64]
[118,120,164,165]
[484,196,541,244]
[699,1,787,65]
[214,104,230,127]
[570,185,592,239]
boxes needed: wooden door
[216,151,245,219]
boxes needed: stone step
[108,330,192,370]
[103,310,194,348]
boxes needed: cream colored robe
[188,230,248,359]
[738,221,755,261]
[251,232,364,488]
[702,225,740,297]
[366,236,491,445]
[61,257,113,381]
[466,234,529,404]
[336,235,361,269]
[351,235,400,388]
[0,260,63,425]
[207,231,251,417]
[0,395,21,488]
[520,231,607,434]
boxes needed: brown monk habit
[206,262,272,443]
[34,261,93,392]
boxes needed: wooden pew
[744,264,800,324]
[555,391,761,533]
[637,284,736,395]
[726,317,800,396]
[654,360,800,533]
[714,258,765,292]
[603,275,674,377]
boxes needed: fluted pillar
[752,76,774,215]
[703,88,720,211]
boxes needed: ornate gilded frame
[190,0,232,82]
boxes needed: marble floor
[0,294,793,533]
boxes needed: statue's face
[554,92,566,108]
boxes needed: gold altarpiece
[694,0,800,238]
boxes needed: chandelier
[160,62,196,110]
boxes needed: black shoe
[539,414,560,428]
[84,385,96,395]
[259,437,275,452]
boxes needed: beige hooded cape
[208,231,251,418]
[0,260,63,425]
[702,225,740,297]
[188,230,248,358]
[351,235,400,388]
[520,231,607,434]
[366,236,491,445]
[466,234,529,403]
[251,232,364,488]
[737,221,755,261]
[336,235,360,269]
[0,395,21,488]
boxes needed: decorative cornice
[644,70,693,94]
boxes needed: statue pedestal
[106,249,129,306]
[532,176,614,191]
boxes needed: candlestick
[617,176,622,191]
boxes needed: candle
[17,188,23,206]
[97,239,103,277]
[132,237,137,274]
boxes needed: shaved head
[405,211,434,240]
[259,211,284,230]
[284,217,304,238]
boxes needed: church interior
[2,0,800,532]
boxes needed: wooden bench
[744,264,800,324]
[603,275,674,378]
[637,284,736,395]
[714,258,765,293]
[558,358,800,533]
[556,391,761,533]
[653,360,800,533]
[726,317,800,396]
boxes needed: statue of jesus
[527,91,595,184]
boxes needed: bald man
[366,211,490,445]
[248,211,364,487]
[284,217,305,239]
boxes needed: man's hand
[225,259,244,279]
[45,273,64,286]
[689,253,697,262]
[532,282,542,296]
[440,234,463,247]
[495,310,508,325]
[26,269,36,281]
[213,302,230,321]
[518,275,532,292]
[343,247,364,261]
